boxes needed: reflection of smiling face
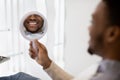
[24,14,44,33]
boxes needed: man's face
[24,14,44,33]
[88,1,109,56]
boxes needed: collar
[98,59,120,74]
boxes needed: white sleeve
[44,62,74,80]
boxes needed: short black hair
[103,0,120,26]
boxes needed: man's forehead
[92,1,107,19]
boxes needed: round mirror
[20,11,48,41]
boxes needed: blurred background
[0,0,101,80]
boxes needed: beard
[88,33,104,55]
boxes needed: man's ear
[105,26,120,43]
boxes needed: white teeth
[29,22,37,25]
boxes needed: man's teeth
[29,22,37,25]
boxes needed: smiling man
[29,0,120,80]
[24,14,44,33]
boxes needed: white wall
[64,0,101,76]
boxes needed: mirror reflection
[20,11,47,40]
[24,14,44,33]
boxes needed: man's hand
[29,40,52,69]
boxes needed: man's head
[88,0,120,59]
[24,14,44,33]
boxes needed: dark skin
[29,40,52,69]
[88,1,120,61]
[29,1,120,69]
[24,14,44,33]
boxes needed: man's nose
[30,15,36,20]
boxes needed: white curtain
[45,0,65,68]
[0,0,37,75]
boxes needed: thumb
[34,39,47,53]
[34,39,41,50]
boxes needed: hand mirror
[20,11,48,41]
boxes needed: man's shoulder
[91,73,120,80]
